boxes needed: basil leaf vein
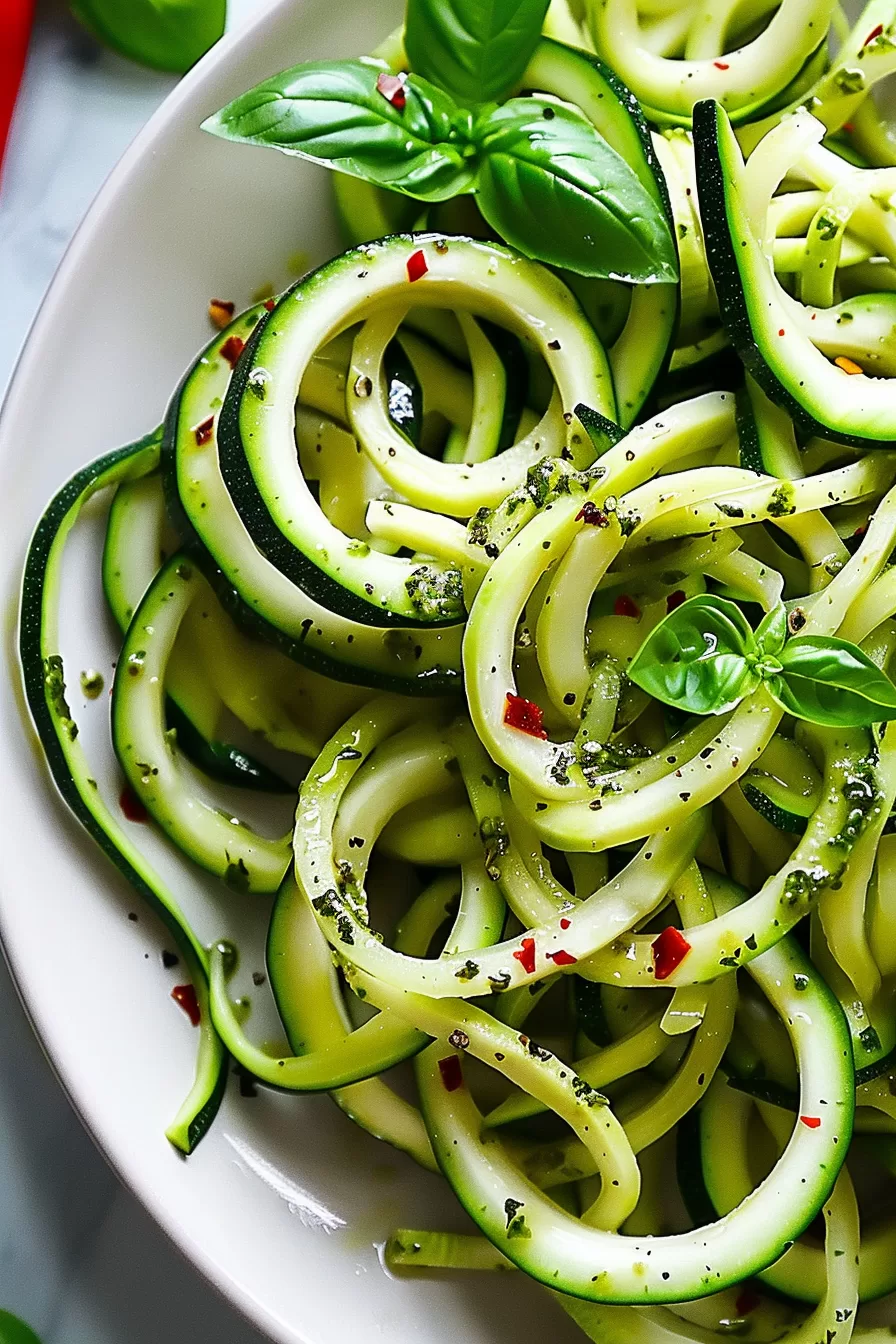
[628,594,755,716]
[405,0,551,105]
[474,98,678,282]
[770,636,896,727]
[203,60,476,202]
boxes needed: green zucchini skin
[694,97,896,445]
[520,38,679,427]
[161,313,463,697]
[216,301,463,631]
[103,475,292,795]
[163,701,292,795]
[19,432,227,1153]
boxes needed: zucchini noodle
[18,5,896,1341]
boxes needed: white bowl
[0,2,582,1340]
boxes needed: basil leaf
[474,98,679,282]
[629,595,756,716]
[769,637,896,727]
[405,0,551,105]
[71,0,225,74]
[203,61,476,202]
[755,604,788,656]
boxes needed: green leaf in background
[203,60,477,202]
[769,637,896,728]
[71,0,226,75]
[0,1309,42,1344]
[628,594,756,716]
[474,98,679,281]
[405,0,551,105]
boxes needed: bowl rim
[0,4,311,1339]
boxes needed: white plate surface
[0,3,582,1341]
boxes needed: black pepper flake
[128,913,139,922]
[161,950,179,969]
[252,971,266,987]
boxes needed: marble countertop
[0,4,270,1339]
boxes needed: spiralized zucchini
[18,3,896,1341]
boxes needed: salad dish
[15,0,896,1340]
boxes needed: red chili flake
[613,594,640,619]
[438,1055,464,1091]
[220,335,245,368]
[853,524,867,539]
[172,983,201,1027]
[666,589,687,613]
[576,501,609,527]
[735,1289,761,1317]
[513,937,537,975]
[119,786,148,823]
[547,949,578,966]
[560,917,571,930]
[864,23,884,45]
[652,926,692,981]
[264,298,276,311]
[714,60,730,70]
[504,693,548,739]
[194,416,215,446]
[843,122,855,133]
[835,355,863,375]
[778,329,785,337]
[376,71,408,110]
[208,298,235,329]
[799,1114,821,1129]
[407,249,428,283]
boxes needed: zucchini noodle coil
[19,4,896,1342]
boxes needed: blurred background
[0,5,270,1340]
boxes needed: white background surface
[0,2,269,1338]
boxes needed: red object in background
[0,0,35,190]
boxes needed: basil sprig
[203,57,677,282]
[72,0,225,74]
[629,595,896,728]
[405,0,551,105]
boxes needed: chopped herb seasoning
[455,959,480,982]
[79,668,104,699]
[224,857,251,892]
